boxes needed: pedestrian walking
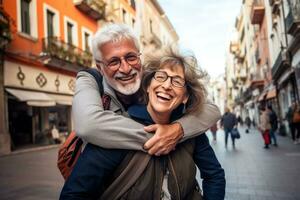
[221,107,237,149]
[258,105,271,149]
[210,123,218,142]
[267,105,278,146]
[245,116,251,133]
[292,103,300,144]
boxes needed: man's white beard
[110,77,141,95]
[104,71,142,95]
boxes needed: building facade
[226,0,300,135]
[0,0,178,155]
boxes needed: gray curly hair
[142,47,208,114]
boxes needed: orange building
[0,0,105,154]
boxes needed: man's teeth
[118,74,135,81]
[157,92,171,100]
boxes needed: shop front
[4,60,75,150]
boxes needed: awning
[266,88,277,100]
[48,94,73,105]
[258,92,267,101]
[6,88,56,107]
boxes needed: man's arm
[73,71,151,151]
[193,134,226,200]
[60,144,127,200]
[176,101,221,141]
[143,102,221,155]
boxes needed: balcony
[0,5,12,49]
[73,0,106,20]
[271,50,290,81]
[250,72,264,88]
[251,0,265,25]
[269,0,280,14]
[149,33,162,48]
[285,3,300,37]
[230,41,240,55]
[42,37,93,72]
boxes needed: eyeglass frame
[95,52,142,71]
[153,71,186,88]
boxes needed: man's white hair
[91,23,140,61]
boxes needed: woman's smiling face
[146,64,189,122]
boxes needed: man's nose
[118,57,131,74]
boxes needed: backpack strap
[80,68,104,96]
[80,68,111,109]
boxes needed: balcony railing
[42,37,92,72]
[150,33,162,48]
[269,0,280,14]
[0,5,12,49]
[251,0,265,25]
[272,50,290,81]
[73,0,106,20]
[285,2,300,37]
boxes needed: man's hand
[143,123,183,156]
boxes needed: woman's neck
[146,104,170,124]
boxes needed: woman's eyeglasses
[153,71,186,88]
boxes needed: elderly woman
[60,48,225,200]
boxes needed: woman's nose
[161,77,172,89]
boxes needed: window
[122,9,127,23]
[43,4,60,38]
[84,32,90,51]
[64,16,78,46]
[17,0,38,38]
[81,27,93,52]
[21,0,31,34]
[130,0,136,10]
[67,22,73,45]
[47,10,54,37]
[149,19,153,33]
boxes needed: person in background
[286,102,296,143]
[245,115,251,133]
[259,105,271,149]
[292,103,300,144]
[210,123,218,142]
[267,105,278,146]
[221,107,237,149]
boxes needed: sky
[157,0,242,78]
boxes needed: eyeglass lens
[154,71,185,87]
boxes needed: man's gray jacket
[72,71,221,150]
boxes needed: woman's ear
[182,93,189,104]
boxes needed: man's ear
[96,64,104,75]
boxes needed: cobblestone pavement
[0,126,299,200]
[205,126,300,200]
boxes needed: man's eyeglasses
[96,53,141,71]
[153,71,186,88]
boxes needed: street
[0,126,300,200]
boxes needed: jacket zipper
[168,156,181,199]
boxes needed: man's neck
[115,89,143,110]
